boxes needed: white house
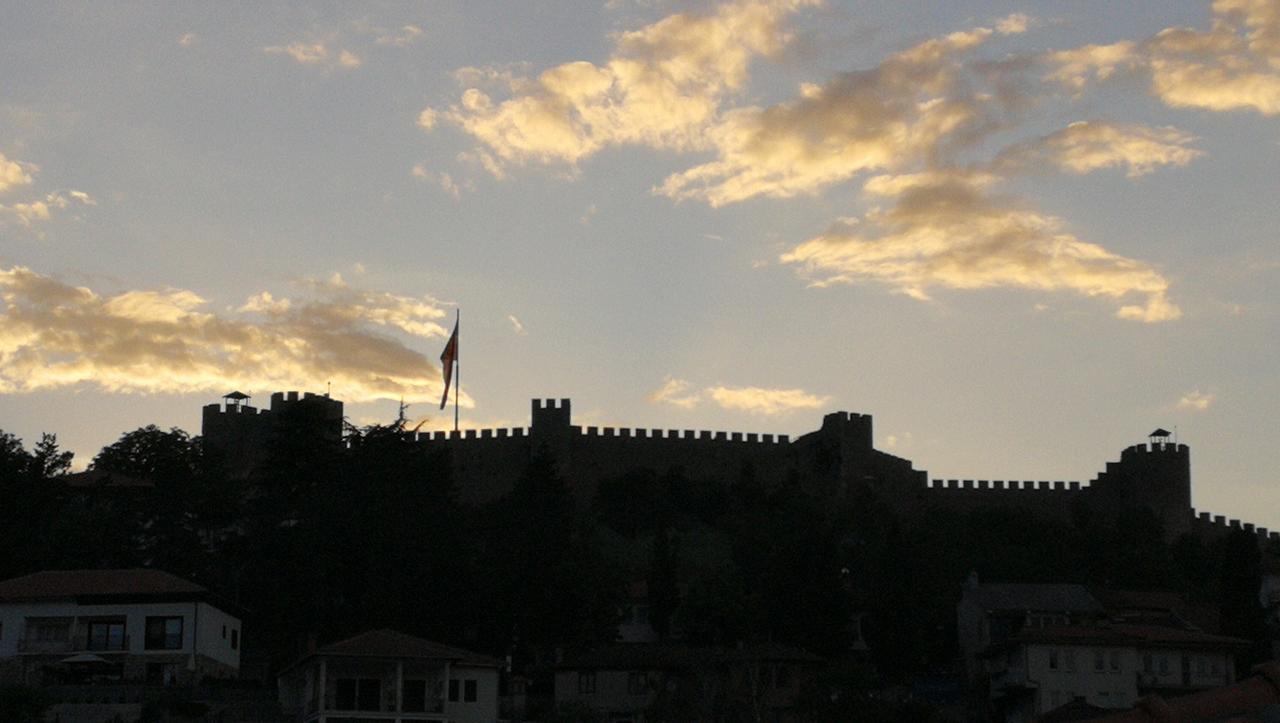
[0,568,242,687]
[982,624,1246,722]
[277,628,502,723]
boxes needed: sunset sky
[1,1,1277,527]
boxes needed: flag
[439,316,458,410]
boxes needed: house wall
[554,668,653,717]
[0,600,240,684]
[443,664,498,723]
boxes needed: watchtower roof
[1150,428,1171,438]
[223,391,251,401]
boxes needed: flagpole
[453,308,460,433]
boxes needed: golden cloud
[705,385,830,415]
[439,0,816,169]
[780,171,1181,322]
[996,121,1203,178]
[264,42,362,70]
[0,267,468,404]
[1176,390,1216,411]
[1047,0,1280,115]
[647,376,702,409]
[656,17,1026,206]
[648,377,829,415]
[0,152,34,193]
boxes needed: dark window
[146,662,179,685]
[357,679,380,711]
[86,621,126,651]
[403,679,427,712]
[448,679,460,702]
[1109,651,1121,672]
[221,625,226,639]
[1048,649,1058,670]
[1143,653,1153,672]
[578,671,596,694]
[628,672,648,695]
[336,679,357,709]
[145,617,183,650]
[335,678,380,711]
[464,679,477,703]
[775,665,792,689]
[230,629,239,650]
[1094,650,1104,672]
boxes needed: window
[1197,657,1207,675]
[145,617,183,650]
[775,664,792,689]
[1065,649,1076,672]
[464,679,477,703]
[403,679,427,713]
[1048,649,1059,670]
[578,671,597,695]
[628,672,649,695]
[221,625,226,640]
[1051,691,1062,708]
[33,621,70,642]
[335,678,381,711]
[1109,651,1121,672]
[1143,653,1153,672]
[86,621,126,651]
[1094,650,1105,672]
[1212,659,1221,675]
[230,629,239,650]
[1159,656,1169,674]
[448,679,460,702]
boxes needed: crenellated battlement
[927,479,1085,491]
[1191,508,1280,543]
[574,425,790,444]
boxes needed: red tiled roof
[0,569,207,601]
[305,629,501,668]
[1082,662,1280,722]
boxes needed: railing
[17,639,75,654]
[79,635,131,652]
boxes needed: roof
[0,569,207,601]
[1082,662,1280,722]
[964,583,1103,614]
[1149,428,1172,438]
[62,469,153,489]
[984,623,1249,656]
[224,391,251,400]
[284,629,501,674]
[559,643,824,671]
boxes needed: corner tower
[1090,429,1192,538]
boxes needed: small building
[554,643,823,723]
[0,568,242,687]
[981,624,1247,722]
[276,629,501,723]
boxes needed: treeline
[0,422,1272,719]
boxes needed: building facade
[277,629,501,723]
[0,569,242,687]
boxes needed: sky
[0,1,1277,527]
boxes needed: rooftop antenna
[397,398,409,429]
[326,381,331,398]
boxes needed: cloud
[0,152,34,193]
[995,121,1203,178]
[1,190,96,228]
[0,266,467,404]
[647,376,702,409]
[417,108,438,130]
[438,0,817,170]
[780,170,1181,322]
[1176,390,1216,411]
[1046,1,1280,115]
[579,204,598,225]
[178,32,199,47]
[264,42,361,70]
[647,376,829,414]
[376,24,424,47]
[507,314,526,335]
[705,385,830,414]
[656,17,1027,206]
[411,164,467,198]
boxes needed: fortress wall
[565,425,795,495]
[412,429,532,505]
[920,479,1086,520]
[1189,509,1280,544]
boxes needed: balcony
[17,639,75,654]
[81,635,130,653]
